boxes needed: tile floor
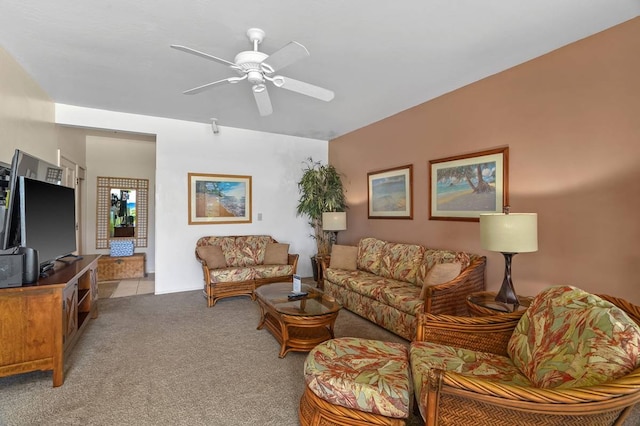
[101,273,155,298]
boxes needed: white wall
[0,46,56,165]
[85,135,157,272]
[55,104,327,294]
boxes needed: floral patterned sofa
[322,237,486,339]
[195,235,298,307]
[411,285,640,426]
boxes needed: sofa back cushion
[378,242,426,285]
[508,285,640,389]
[416,249,471,286]
[357,237,386,274]
[196,235,275,267]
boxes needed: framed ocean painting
[429,147,508,221]
[367,165,413,219]
[188,173,252,224]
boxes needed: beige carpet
[0,290,422,425]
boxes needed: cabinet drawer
[97,253,145,281]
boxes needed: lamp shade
[322,212,347,231]
[480,213,538,253]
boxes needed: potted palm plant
[296,158,347,280]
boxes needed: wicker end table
[467,291,533,317]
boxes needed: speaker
[18,247,39,284]
[0,254,23,288]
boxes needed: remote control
[288,292,308,300]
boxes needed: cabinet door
[63,282,78,347]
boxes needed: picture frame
[188,173,252,224]
[367,164,413,219]
[429,147,508,221]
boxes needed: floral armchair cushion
[508,285,640,389]
[410,340,532,418]
[304,337,412,419]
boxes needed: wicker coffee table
[254,282,341,358]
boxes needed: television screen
[2,149,63,251]
[19,176,76,269]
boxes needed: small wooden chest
[97,253,146,281]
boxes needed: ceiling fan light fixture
[253,83,267,93]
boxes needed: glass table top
[254,282,341,316]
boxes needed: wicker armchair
[412,290,640,426]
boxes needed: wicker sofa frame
[413,294,640,426]
[321,251,486,340]
[195,235,299,307]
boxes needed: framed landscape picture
[429,147,508,221]
[188,173,252,224]
[367,165,413,219]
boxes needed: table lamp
[322,212,347,249]
[479,211,538,308]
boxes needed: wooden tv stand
[0,254,100,387]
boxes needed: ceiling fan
[170,28,335,116]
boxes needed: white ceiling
[1,1,638,140]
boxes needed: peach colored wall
[329,18,640,305]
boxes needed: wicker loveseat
[321,237,486,340]
[195,235,298,307]
[411,285,640,426]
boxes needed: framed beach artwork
[188,173,252,224]
[367,165,413,219]
[429,147,509,221]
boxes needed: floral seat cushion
[410,340,532,412]
[304,337,412,419]
[508,285,640,389]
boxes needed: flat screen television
[18,176,77,272]
[1,149,64,252]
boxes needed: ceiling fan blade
[278,76,335,102]
[183,78,237,95]
[170,45,235,67]
[263,41,309,72]
[253,85,273,116]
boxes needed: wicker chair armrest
[194,247,203,262]
[422,367,640,413]
[319,255,331,273]
[424,256,486,315]
[288,253,299,273]
[597,294,640,326]
[415,312,522,355]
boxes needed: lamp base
[494,252,520,309]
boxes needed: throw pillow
[196,245,227,269]
[329,245,358,270]
[507,285,640,389]
[419,262,462,299]
[263,243,289,265]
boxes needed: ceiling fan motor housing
[234,51,269,84]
